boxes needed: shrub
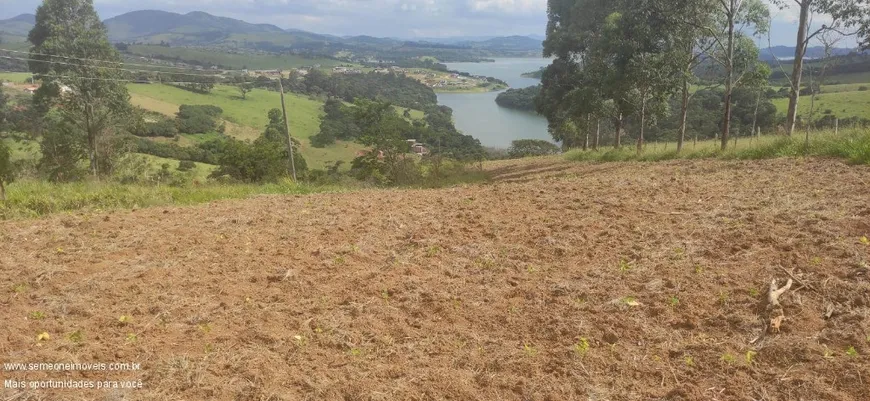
[508,139,561,158]
[176,105,223,134]
[177,160,196,171]
[859,86,869,91]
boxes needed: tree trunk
[0,180,5,202]
[678,76,690,153]
[750,90,761,143]
[594,120,600,151]
[88,133,97,177]
[637,96,646,155]
[583,115,590,151]
[614,114,623,149]
[785,1,810,137]
[721,3,735,151]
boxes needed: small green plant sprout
[204,343,214,353]
[748,288,760,297]
[29,311,46,320]
[197,323,212,334]
[694,265,704,274]
[846,346,858,357]
[574,338,590,356]
[668,296,680,307]
[381,290,390,302]
[334,256,346,265]
[673,247,685,259]
[37,332,51,342]
[526,265,537,273]
[126,333,138,343]
[860,236,869,246]
[618,259,633,272]
[56,247,64,254]
[823,346,834,359]
[349,347,363,357]
[12,283,27,293]
[720,353,736,364]
[118,315,132,325]
[810,256,823,266]
[745,350,757,365]
[684,355,695,367]
[523,343,538,356]
[293,335,307,347]
[425,246,440,257]
[718,291,729,305]
[351,244,361,253]
[622,297,641,307]
[67,330,84,343]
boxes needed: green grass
[0,179,337,220]
[565,129,870,165]
[135,154,217,182]
[1,136,40,161]
[771,90,870,120]
[126,83,363,169]
[0,72,34,84]
[126,45,346,70]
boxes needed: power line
[24,73,226,86]
[0,47,247,74]
[0,55,227,80]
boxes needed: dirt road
[2,158,869,400]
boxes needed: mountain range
[0,10,544,54]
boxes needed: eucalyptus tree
[28,0,131,176]
[770,0,867,136]
[701,0,769,149]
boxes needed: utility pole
[277,71,298,183]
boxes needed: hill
[126,83,364,169]
[761,45,859,61]
[0,14,35,36]
[103,10,328,46]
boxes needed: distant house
[23,86,39,94]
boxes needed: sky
[0,0,861,47]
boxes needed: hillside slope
[1,158,868,400]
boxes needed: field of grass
[135,153,217,181]
[1,136,39,161]
[127,45,346,70]
[0,179,336,220]
[565,129,870,165]
[126,83,363,169]
[0,72,34,84]
[771,89,870,120]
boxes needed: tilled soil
[1,158,869,401]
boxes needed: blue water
[438,58,553,149]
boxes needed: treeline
[310,98,484,160]
[495,86,541,112]
[284,70,438,109]
[538,0,778,152]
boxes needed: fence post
[835,118,839,135]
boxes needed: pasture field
[771,90,870,120]
[1,157,868,399]
[126,83,365,169]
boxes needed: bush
[133,120,177,138]
[38,116,88,182]
[508,139,561,158]
[176,105,223,134]
[177,160,196,171]
[859,86,869,91]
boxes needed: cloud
[0,0,547,37]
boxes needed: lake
[439,58,553,149]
